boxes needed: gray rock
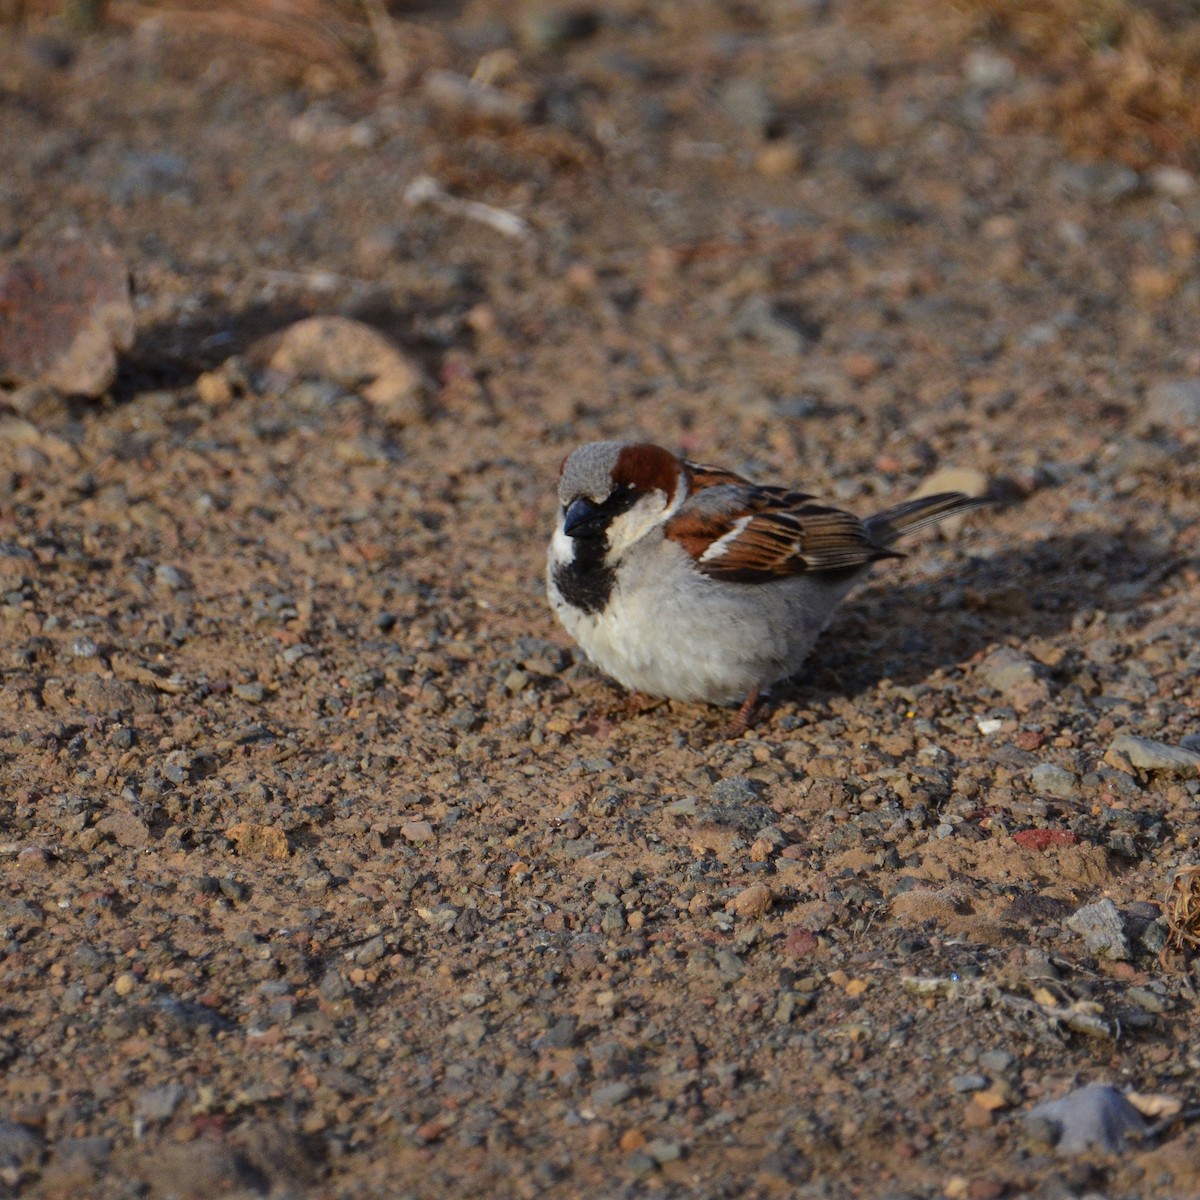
[538,1017,577,1050]
[664,796,698,816]
[1140,918,1169,956]
[1126,986,1168,1014]
[352,935,386,965]
[977,648,1048,708]
[600,905,626,936]
[715,948,745,978]
[646,1139,683,1164]
[950,1073,988,1093]
[0,1120,42,1168]
[1144,379,1200,429]
[163,761,188,784]
[419,904,458,930]
[979,1049,1014,1074]
[318,968,348,1002]
[1066,898,1130,961]
[711,776,761,805]
[154,563,185,589]
[1109,733,1200,774]
[1030,763,1078,798]
[592,1082,633,1108]
[730,295,811,356]
[1025,1083,1149,1154]
[218,876,248,902]
[135,1082,186,1122]
[718,77,775,132]
[1053,161,1141,203]
[72,942,108,971]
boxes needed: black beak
[563,497,604,538]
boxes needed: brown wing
[665,476,895,583]
[685,462,756,491]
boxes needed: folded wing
[666,479,895,583]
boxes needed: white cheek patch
[605,493,669,558]
[551,525,575,562]
[699,515,752,562]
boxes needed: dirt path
[1,4,1199,1197]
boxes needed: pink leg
[725,688,761,738]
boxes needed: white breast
[547,536,859,705]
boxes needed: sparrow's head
[555,441,684,560]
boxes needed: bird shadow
[770,527,1190,707]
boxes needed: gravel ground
[2,3,1200,1198]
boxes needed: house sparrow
[547,440,987,728]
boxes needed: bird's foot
[723,688,761,738]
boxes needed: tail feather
[864,492,990,548]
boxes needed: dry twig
[1161,864,1200,964]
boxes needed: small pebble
[134,1082,186,1122]
[17,846,50,869]
[1030,763,1078,797]
[318,969,348,1003]
[976,648,1049,709]
[1066,898,1130,961]
[601,905,626,935]
[718,76,774,132]
[950,1073,988,1093]
[400,819,435,844]
[1148,165,1197,198]
[154,563,185,589]
[726,883,774,918]
[978,1049,1014,1073]
[592,1082,633,1108]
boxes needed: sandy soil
[1,3,1200,1197]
